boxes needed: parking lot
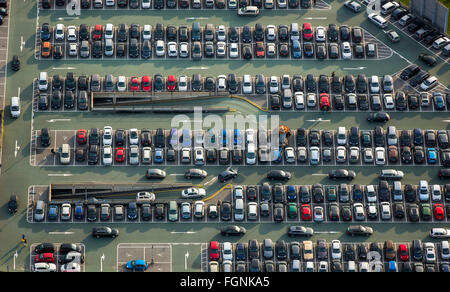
[116,243,172,272]
[29,243,86,272]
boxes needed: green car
[327,186,337,202]
[421,203,431,221]
[287,203,298,219]
[168,201,178,222]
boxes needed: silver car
[129,145,139,165]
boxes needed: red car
[142,76,151,91]
[77,129,88,145]
[398,244,409,261]
[302,22,313,40]
[34,253,55,263]
[319,93,330,111]
[255,42,265,58]
[130,77,140,91]
[115,147,125,162]
[92,24,103,40]
[434,203,445,220]
[209,241,219,261]
[167,75,176,91]
[301,204,312,221]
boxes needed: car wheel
[96,235,100,238]
[112,235,116,238]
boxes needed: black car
[242,25,252,43]
[218,169,238,182]
[40,128,51,147]
[267,170,291,181]
[278,25,289,41]
[328,169,356,180]
[34,243,55,254]
[129,24,140,40]
[419,53,437,66]
[59,243,82,254]
[51,91,62,109]
[367,112,390,122]
[439,169,450,179]
[305,74,316,92]
[75,148,86,162]
[92,227,119,238]
[229,27,239,42]
[273,204,284,222]
[409,71,430,87]
[141,204,152,221]
[400,64,420,80]
[11,55,20,71]
[88,145,99,164]
[8,195,18,213]
[346,225,373,236]
[220,201,232,221]
[271,95,281,110]
[340,25,350,41]
[328,24,338,41]
[92,40,102,58]
[141,128,151,146]
[243,45,253,59]
[221,225,246,236]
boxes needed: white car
[217,75,227,91]
[60,203,71,220]
[331,240,342,260]
[228,0,237,8]
[117,76,127,92]
[315,26,326,42]
[266,25,276,41]
[363,148,374,163]
[369,75,380,93]
[68,43,78,56]
[336,146,347,163]
[142,25,152,40]
[430,228,450,239]
[353,203,365,220]
[142,0,151,8]
[103,145,113,165]
[313,206,324,222]
[349,147,359,163]
[194,147,205,165]
[424,243,436,263]
[67,26,77,41]
[375,147,386,165]
[432,185,442,201]
[181,188,206,198]
[245,129,255,145]
[222,242,233,261]
[341,42,352,59]
[216,42,226,57]
[179,42,189,58]
[34,263,56,272]
[285,147,295,163]
[55,23,65,41]
[129,128,139,145]
[306,93,316,107]
[129,145,139,165]
[167,42,178,57]
[344,0,361,12]
[267,43,276,57]
[216,25,227,41]
[105,23,114,39]
[294,92,305,109]
[318,261,328,272]
[367,203,378,218]
[420,76,438,91]
[229,43,239,58]
[61,262,81,272]
[277,0,286,8]
[103,126,113,146]
[441,241,450,260]
[242,74,253,94]
[368,13,388,28]
[310,146,320,165]
[380,202,391,220]
[178,75,188,91]
[269,76,279,93]
[142,147,152,164]
[384,94,394,109]
[432,37,450,49]
[137,191,155,202]
[365,185,377,202]
[155,40,165,57]
[337,127,347,145]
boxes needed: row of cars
[33,182,450,223]
[39,22,375,60]
[41,0,315,10]
[207,236,450,272]
[32,243,84,272]
[41,126,450,167]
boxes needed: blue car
[154,148,164,164]
[388,261,397,272]
[222,129,227,146]
[427,148,437,164]
[235,243,246,261]
[434,94,445,110]
[287,185,297,201]
[181,129,191,147]
[47,205,58,220]
[292,40,302,58]
[74,203,84,220]
[234,129,242,145]
[271,148,282,163]
[126,260,149,271]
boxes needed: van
[246,143,256,165]
[34,200,45,221]
[191,22,201,41]
[381,1,399,15]
[290,23,299,41]
[39,72,48,91]
[234,199,244,221]
[248,202,258,220]
[60,143,71,164]
[10,96,20,118]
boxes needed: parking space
[29,243,86,272]
[205,240,449,272]
[117,243,172,272]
